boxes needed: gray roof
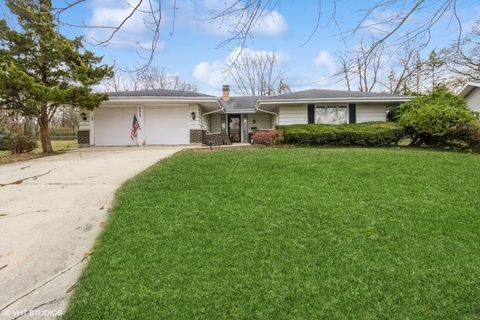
[262,89,406,100]
[222,96,259,111]
[109,89,215,98]
[107,88,409,109]
[221,89,408,111]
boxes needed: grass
[0,140,78,164]
[66,148,480,320]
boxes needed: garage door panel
[145,106,189,145]
[94,107,137,146]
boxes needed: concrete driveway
[0,146,182,319]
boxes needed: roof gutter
[256,104,279,125]
[203,108,223,116]
[257,96,413,105]
[105,96,222,107]
[457,82,480,97]
[104,96,224,110]
[224,109,257,114]
[107,96,218,101]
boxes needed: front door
[228,115,241,142]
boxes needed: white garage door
[94,107,137,146]
[145,106,189,145]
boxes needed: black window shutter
[349,104,356,124]
[307,104,315,124]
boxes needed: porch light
[80,112,87,121]
[191,111,196,120]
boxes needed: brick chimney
[222,85,230,102]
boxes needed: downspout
[256,102,279,128]
[203,108,223,116]
[202,100,224,132]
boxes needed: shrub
[5,133,37,154]
[252,129,283,145]
[447,121,480,151]
[0,111,23,150]
[277,122,405,147]
[0,133,6,150]
[397,86,475,145]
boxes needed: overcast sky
[1,0,479,95]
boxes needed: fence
[50,135,77,141]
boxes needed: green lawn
[66,148,480,320]
[0,140,78,164]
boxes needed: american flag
[130,114,140,141]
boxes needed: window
[315,106,348,125]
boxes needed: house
[77,85,411,146]
[457,81,480,117]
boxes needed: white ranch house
[458,81,480,117]
[78,85,413,146]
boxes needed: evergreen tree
[426,50,445,92]
[0,0,112,153]
[413,52,423,94]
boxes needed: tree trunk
[39,106,53,153]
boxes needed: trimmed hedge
[277,122,405,147]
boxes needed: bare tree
[336,54,352,91]
[333,38,385,92]
[137,66,197,91]
[126,68,145,92]
[229,50,283,96]
[443,19,480,88]
[101,65,197,92]
[53,0,163,70]
[140,66,170,90]
[102,62,128,92]
[50,107,79,131]
[332,36,430,94]
[0,111,22,135]
[390,39,427,93]
[138,67,197,91]
[277,78,291,95]
[46,0,467,69]
[170,75,198,92]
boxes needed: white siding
[271,107,279,127]
[189,104,209,130]
[203,110,211,132]
[210,113,222,133]
[248,113,272,130]
[278,105,308,125]
[356,104,387,123]
[465,87,480,112]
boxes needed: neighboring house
[78,85,411,146]
[457,81,480,117]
